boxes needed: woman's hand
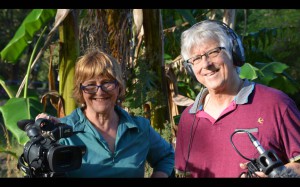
[35,113,60,124]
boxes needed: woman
[36,48,174,178]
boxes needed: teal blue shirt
[58,106,174,178]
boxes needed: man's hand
[240,162,268,178]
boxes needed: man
[175,20,300,178]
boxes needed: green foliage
[123,58,159,117]
[0,140,24,177]
[160,120,173,144]
[240,26,300,95]
[144,120,174,178]
[177,81,197,100]
[0,76,16,99]
[238,9,300,102]
[0,98,43,145]
[0,9,56,146]
[175,9,197,26]
[239,63,260,80]
[0,147,18,159]
[244,9,300,33]
[0,9,56,63]
[162,9,207,62]
[240,61,299,95]
[0,9,31,47]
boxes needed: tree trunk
[223,9,236,29]
[143,9,170,130]
[58,10,79,116]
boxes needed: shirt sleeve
[147,124,175,176]
[280,97,300,162]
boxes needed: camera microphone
[247,132,300,178]
[17,118,60,132]
[17,119,35,131]
[18,119,42,139]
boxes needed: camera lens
[47,145,83,173]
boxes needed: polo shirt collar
[189,79,255,114]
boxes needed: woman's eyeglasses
[80,80,118,94]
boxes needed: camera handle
[17,153,31,177]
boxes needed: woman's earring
[81,103,86,108]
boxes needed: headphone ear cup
[231,34,245,67]
[183,61,196,80]
[210,20,245,67]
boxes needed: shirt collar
[72,105,139,132]
[189,79,255,114]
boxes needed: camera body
[17,118,85,177]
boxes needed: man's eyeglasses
[186,47,225,65]
[80,80,118,94]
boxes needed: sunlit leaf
[256,61,289,73]
[254,62,289,85]
[0,97,44,145]
[0,9,56,63]
[239,63,259,80]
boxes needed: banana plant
[0,9,57,145]
[240,62,300,94]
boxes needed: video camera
[17,118,86,178]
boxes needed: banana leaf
[0,97,44,145]
[0,9,56,63]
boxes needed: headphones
[183,20,245,79]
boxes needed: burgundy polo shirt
[175,79,300,178]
